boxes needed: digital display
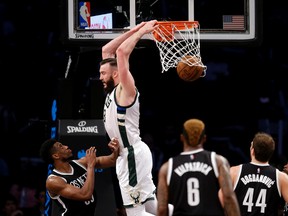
[75,0,129,30]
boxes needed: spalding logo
[78,121,86,127]
[66,121,99,134]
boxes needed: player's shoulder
[46,174,67,189]
[214,153,230,166]
[159,160,169,176]
[278,169,288,181]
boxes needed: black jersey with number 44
[168,149,225,216]
[234,162,281,215]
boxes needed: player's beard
[104,76,115,94]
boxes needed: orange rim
[153,21,199,42]
[156,21,199,31]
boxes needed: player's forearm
[223,195,240,216]
[102,21,149,59]
[116,29,144,59]
[79,167,95,200]
[102,28,139,59]
[108,151,118,166]
[98,152,118,168]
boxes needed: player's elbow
[116,46,124,57]
[78,192,94,201]
[157,206,168,216]
[116,45,130,58]
[223,193,238,208]
[83,194,93,201]
[102,45,114,59]
[105,156,117,168]
[101,46,109,58]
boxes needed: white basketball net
[150,21,207,75]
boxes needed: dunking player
[229,132,288,215]
[157,118,240,216]
[99,20,173,215]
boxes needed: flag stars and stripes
[223,15,245,30]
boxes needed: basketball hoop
[150,21,207,74]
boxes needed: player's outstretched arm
[95,138,119,168]
[115,20,158,101]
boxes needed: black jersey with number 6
[168,149,225,216]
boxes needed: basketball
[176,55,204,82]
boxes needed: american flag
[223,15,245,30]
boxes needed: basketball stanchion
[149,21,207,79]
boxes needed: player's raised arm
[101,22,147,59]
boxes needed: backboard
[60,0,262,46]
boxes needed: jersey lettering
[174,162,212,176]
[103,96,112,123]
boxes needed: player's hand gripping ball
[176,55,205,82]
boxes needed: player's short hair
[100,58,117,67]
[183,119,205,147]
[39,138,57,164]
[252,132,275,162]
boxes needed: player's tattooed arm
[217,155,241,216]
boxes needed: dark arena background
[0,0,288,215]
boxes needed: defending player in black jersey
[229,132,288,215]
[39,138,119,216]
[157,118,240,216]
